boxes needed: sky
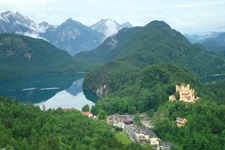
[1,0,225,35]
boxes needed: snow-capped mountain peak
[0,11,41,32]
[0,11,133,56]
[90,18,132,38]
[121,22,133,28]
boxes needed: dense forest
[81,21,225,150]
[1,20,225,150]
[206,79,225,104]
[89,63,205,115]
[83,21,225,115]
[76,21,225,78]
[152,99,225,149]
[0,34,81,80]
[0,97,151,150]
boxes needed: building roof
[159,141,172,148]
[136,127,157,138]
[82,112,92,117]
[63,107,76,111]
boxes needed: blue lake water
[0,74,98,110]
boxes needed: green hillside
[152,99,225,149]
[206,78,225,104]
[89,64,204,115]
[83,21,225,114]
[0,34,81,79]
[76,21,223,78]
[0,97,151,150]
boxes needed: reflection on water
[0,75,99,110]
[39,87,60,90]
[35,90,95,111]
[35,78,96,110]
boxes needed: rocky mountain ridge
[0,11,133,55]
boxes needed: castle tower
[172,83,197,103]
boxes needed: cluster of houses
[133,127,172,150]
[76,83,197,149]
[106,114,134,129]
[106,114,172,150]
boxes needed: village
[66,83,199,150]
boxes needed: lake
[0,74,99,110]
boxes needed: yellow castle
[169,83,198,103]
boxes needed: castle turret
[169,84,198,103]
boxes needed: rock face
[96,85,109,97]
[0,11,35,33]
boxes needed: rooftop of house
[136,127,157,138]
[108,114,134,121]
[63,107,76,111]
[82,112,92,117]
[176,117,187,128]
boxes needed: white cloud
[0,0,225,35]
[22,32,47,41]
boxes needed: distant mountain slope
[215,33,225,47]
[184,32,223,44]
[0,34,80,79]
[0,11,136,56]
[76,20,220,77]
[41,18,105,55]
[200,38,225,52]
[75,26,141,67]
[199,33,225,52]
[90,19,133,38]
[185,32,225,52]
[0,11,105,55]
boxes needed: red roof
[63,108,76,111]
[82,112,91,116]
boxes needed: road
[124,124,135,142]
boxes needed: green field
[115,133,131,144]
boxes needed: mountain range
[185,32,225,52]
[76,21,222,77]
[80,21,225,97]
[0,11,132,55]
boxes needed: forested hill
[0,97,149,149]
[88,64,203,115]
[0,34,81,79]
[82,20,225,115]
[75,20,223,78]
[152,99,225,149]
